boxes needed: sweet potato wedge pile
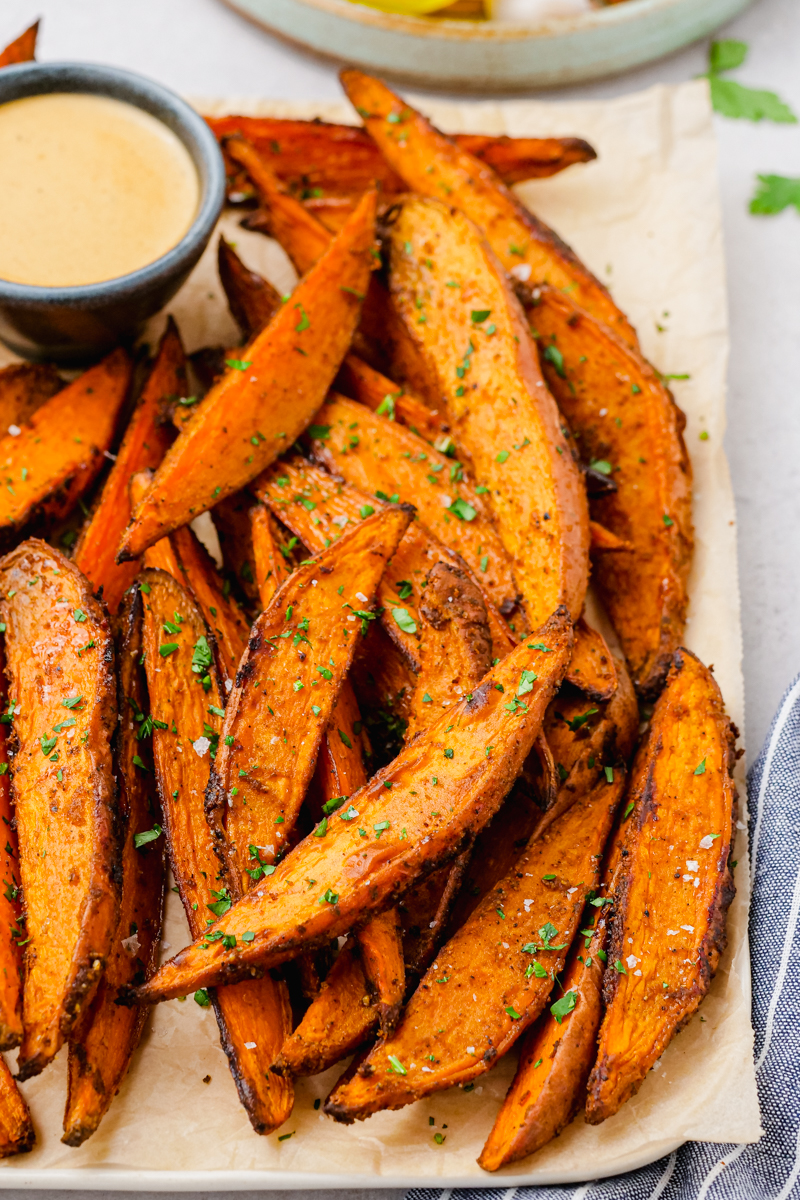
[0,66,738,1172]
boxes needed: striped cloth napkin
[408,673,800,1200]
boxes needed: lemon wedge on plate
[346,0,458,15]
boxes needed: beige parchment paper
[0,79,761,1188]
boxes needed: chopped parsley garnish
[392,607,417,635]
[134,824,162,849]
[550,990,577,1024]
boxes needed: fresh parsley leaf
[449,498,476,522]
[709,38,747,73]
[749,174,800,215]
[134,824,162,849]
[710,77,797,123]
[392,607,418,635]
[550,990,577,1024]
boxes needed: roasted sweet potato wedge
[384,194,589,627]
[0,1060,33,1157]
[585,648,737,1125]
[0,644,22,1051]
[335,353,447,443]
[206,504,411,889]
[139,567,293,1134]
[325,765,625,1121]
[212,491,262,609]
[208,114,595,199]
[63,587,165,1147]
[564,617,617,701]
[0,542,118,1079]
[218,235,281,339]
[0,349,131,553]
[0,20,38,67]
[308,392,522,625]
[522,285,693,697]
[74,321,182,613]
[249,503,288,608]
[133,609,572,1003]
[339,71,635,346]
[118,191,376,560]
[0,362,61,432]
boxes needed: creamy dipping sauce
[0,92,200,287]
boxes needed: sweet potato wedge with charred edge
[339,71,635,347]
[0,362,61,432]
[0,21,38,67]
[325,762,625,1121]
[384,194,589,628]
[63,586,165,1147]
[0,541,118,1080]
[205,503,411,888]
[218,236,281,339]
[523,284,693,697]
[118,191,376,560]
[0,1060,33,1157]
[132,609,572,1004]
[0,349,131,554]
[139,567,293,1133]
[0,643,22,1050]
[249,503,288,609]
[585,648,737,1125]
[208,115,595,199]
[74,320,183,613]
[309,393,522,625]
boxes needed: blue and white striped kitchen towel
[408,672,800,1200]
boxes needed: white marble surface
[0,0,798,1193]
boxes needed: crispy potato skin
[524,286,693,697]
[309,392,522,624]
[118,192,376,560]
[139,568,293,1134]
[325,769,624,1122]
[0,350,131,553]
[63,587,165,1147]
[212,491,263,610]
[335,354,448,443]
[0,1058,34,1157]
[338,71,634,345]
[585,648,737,1125]
[218,236,281,338]
[384,196,589,628]
[0,20,38,67]
[74,322,182,613]
[249,504,288,608]
[134,611,572,1003]
[208,115,595,199]
[565,617,617,701]
[0,362,61,432]
[0,542,119,1080]
[0,644,22,1050]
[205,505,411,890]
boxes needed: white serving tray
[0,84,760,1188]
[220,0,752,92]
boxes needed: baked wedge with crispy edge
[130,608,573,1004]
[0,350,131,554]
[522,285,693,697]
[585,647,738,1124]
[383,194,589,629]
[0,541,118,1080]
[63,585,165,1146]
[74,319,183,613]
[117,190,377,560]
[139,567,293,1134]
[0,361,61,432]
[338,70,636,347]
[0,642,23,1050]
[0,20,38,67]
[0,1060,33,1158]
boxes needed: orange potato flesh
[309,392,522,624]
[118,191,376,560]
[0,349,131,553]
[254,457,511,739]
[63,588,165,1147]
[325,767,624,1122]
[0,643,22,1050]
[339,70,635,346]
[564,617,617,701]
[335,353,448,443]
[0,1058,33,1157]
[74,321,182,613]
[0,20,38,67]
[205,504,411,891]
[0,542,118,1080]
[525,285,693,697]
[139,568,293,1134]
[0,362,61,432]
[218,235,281,339]
[132,610,572,1003]
[383,195,589,628]
[589,520,633,554]
[585,648,738,1125]
[249,503,288,609]
[208,115,596,199]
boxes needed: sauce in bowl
[0,92,200,288]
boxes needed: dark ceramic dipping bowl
[0,62,225,364]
